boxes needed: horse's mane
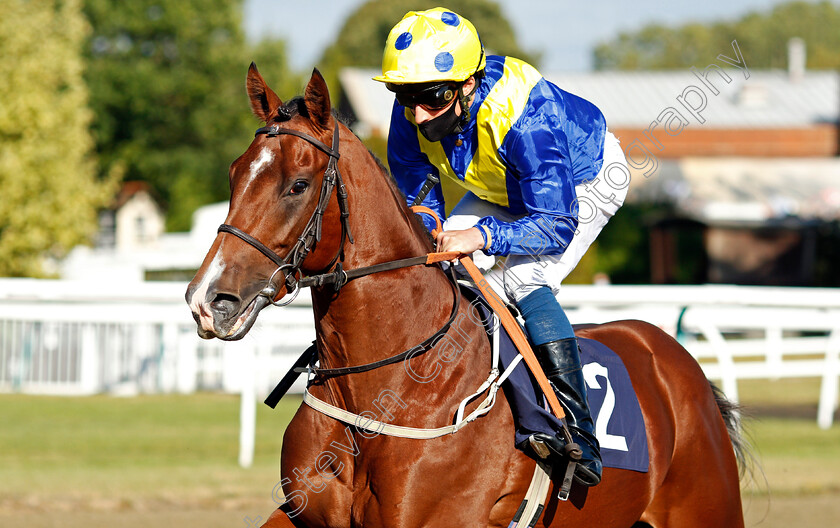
[353,138,436,250]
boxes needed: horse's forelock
[269,98,300,122]
[271,97,362,130]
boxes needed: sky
[242,0,837,73]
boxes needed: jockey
[374,7,629,486]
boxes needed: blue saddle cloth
[468,287,650,473]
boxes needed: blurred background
[1,0,839,526]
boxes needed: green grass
[735,378,840,496]
[738,377,823,408]
[1,378,838,511]
[0,393,299,507]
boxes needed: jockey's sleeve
[476,115,579,256]
[386,100,446,233]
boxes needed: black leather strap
[264,343,317,409]
[263,260,460,405]
[218,224,286,268]
[220,122,349,293]
[255,125,339,159]
[299,255,429,289]
[312,265,462,378]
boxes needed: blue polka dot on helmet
[440,11,460,26]
[373,7,485,84]
[394,32,412,51]
[435,52,454,73]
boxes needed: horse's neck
[310,146,461,410]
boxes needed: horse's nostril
[210,293,241,318]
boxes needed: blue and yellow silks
[387,56,608,256]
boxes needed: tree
[0,0,114,277]
[317,0,538,98]
[83,0,301,231]
[593,1,840,70]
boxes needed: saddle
[459,283,650,474]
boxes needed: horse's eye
[290,180,309,195]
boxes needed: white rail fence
[562,285,840,430]
[0,279,315,400]
[1,279,838,465]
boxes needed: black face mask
[418,98,463,142]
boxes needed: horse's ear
[304,68,332,130]
[246,62,283,122]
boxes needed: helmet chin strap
[456,78,480,129]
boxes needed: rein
[312,264,462,378]
[299,250,458,289]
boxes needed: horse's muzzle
[187,285,268,341]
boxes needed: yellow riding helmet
[373,7,486,84]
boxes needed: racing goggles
[388,82,460,110]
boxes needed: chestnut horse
[186,65,747,527]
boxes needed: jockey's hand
[436,227,486,258]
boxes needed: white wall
[115,192,165,251]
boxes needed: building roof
[114,181,163,210]
[628,157,840,223]
[339,68,395,138]
[545,70,839,129]
[339,67,840,135]
[339,66,840,225]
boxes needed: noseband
[217,121,353,306]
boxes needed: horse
[186,64,748,528]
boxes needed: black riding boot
[533,337,602,486]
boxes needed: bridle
[217,121,353,307]
[216,118,463,379]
